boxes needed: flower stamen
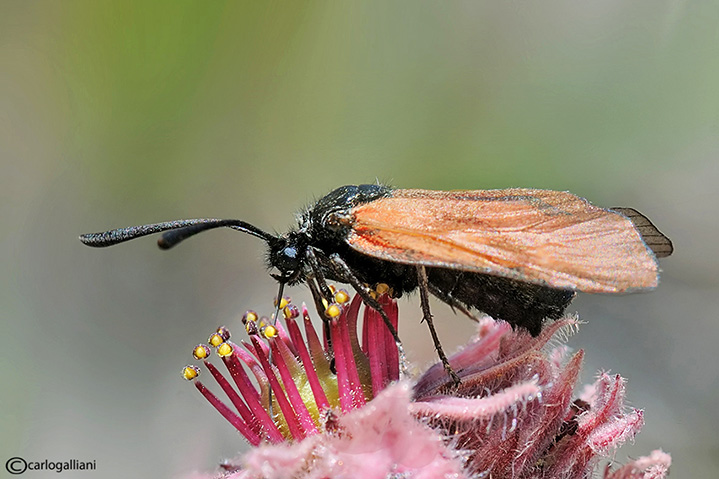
[184,290,400,445]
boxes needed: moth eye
[268,238,299,275]
[279,246,299,267]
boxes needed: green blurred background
[1,1,717,477]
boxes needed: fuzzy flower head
[182,289,670,479]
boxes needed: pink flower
[603,450,672,479]
[182,290,670,478]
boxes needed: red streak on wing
[347,188,659,293]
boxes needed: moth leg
[306,248,336,349]
[418,265,461,387]
[327,253,402,346]
[306,248,335,302]
[426,282,480,323]
[301,275,334,352]
[305,273,329,317]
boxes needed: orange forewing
[347,188,659,293]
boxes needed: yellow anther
[182,365,200,381]
[334,289,350,304]
[276,297,290,309]
[216,326,231,341]
[245,320,259,336]
[192,344,211,360]
[375,283,390,295]
[329,284,337,294]
[263,324,278,339]
[208,333,224,348]
[258,317,268,330]
[217,342,234,357]
[283,304,299,320]
[242,311,258,324]
[325,303,342,319]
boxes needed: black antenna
[79,219,275,248]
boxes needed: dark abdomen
[427,268,576,336]
[324,244,575,336]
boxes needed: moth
[81,184,672,381]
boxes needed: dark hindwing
[610,207,673,258]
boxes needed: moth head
[268,232,308,282]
